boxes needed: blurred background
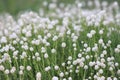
[0,0,119,15]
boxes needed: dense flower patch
[0,0,120,80]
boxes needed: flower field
[0,0,120,80]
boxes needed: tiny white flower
[98,39,103,44]
[5,69,9,74]
[90,30,96,35]
[52,76,58,80]
[10,67,16,73]
[30,47,34,51]
[44,53,48,58]
[68,56,72,60]
[59,72,64,77]
[37,57,41,61]
[54,65,59,70]
[99,29,104,34]
[45,66,51,71]
[0,65,5,71]
[20,66,24,70]
[84,65,88,70]
[61,42,66,48]
[36,72,41,80]
[84,43,88,48]
[0,36,7,43]
[52,36,58,41]
[109,67,113,71]
[68,77,72,80]
[51,49,56,53]
[35,52,39,57]
[99,69,103,74]
[26,66,31,71]
[87,33,92,38]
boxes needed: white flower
[13,40,17,44]
[113,77,117,80]
[107,77,112,80]
[67,30,71,35]
[99,29,104,34]
[78,53,82,58]
[9,33,18,39]
[5,69,9,74]
[73,43,76,47]
[90,30,96,35]
[84,43,88,48]
[98,39,103,44]
[62,63,65,66]
[68,56,72,60]
[94,65,99,70]
[46,42,50,46]
[26,31,32,37]
[54,65,59,70]
[86,47,91,52]
[65,72,69,75]
[108,40,111,44]
[74,48,77,51]
[0,36,7,43]
[84,65,88,70]
[43,1,48,6]
[92,46,98,52]
[37,57,41,61]
[115,48,120,53]
[61,42,66,48]
[47,33,51,38]
[22,52,27,58]
[13,51,18,56]
[109,67,113,71]
[59,72,64,77]
[49,3,56,9]
[68,77,72,80]
[20,66,24,70]
[67,61,71,65]
[35,52,39,57]
[87,33,92,38]
[86,55,90,59]
[89,62,95,67]
[75,70,79,73]
[44,53,48,58]
[63,78,67,80]
[52,76,58,80]
[36,72,41,80]
[41,47,46,53]
[3,53,10,60]
[10,67,16,73]
[51,49,56,53]
[117,70,120,75]
[26,66,31,71]
[0,65,5,71]
[47,24,53,29]
[103,50,107,55]
[45,66,51,71]
[35,40,40,45]
[52,36,58,41]
[115,63,119,67]
[99,69,103,74]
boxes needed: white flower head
[36,72,41,80]
[61,42,66,48]
[52,76,58,80]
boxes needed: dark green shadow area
[0,0,119,15]
[0,0,74,15]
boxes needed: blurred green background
[0,0,119,15]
